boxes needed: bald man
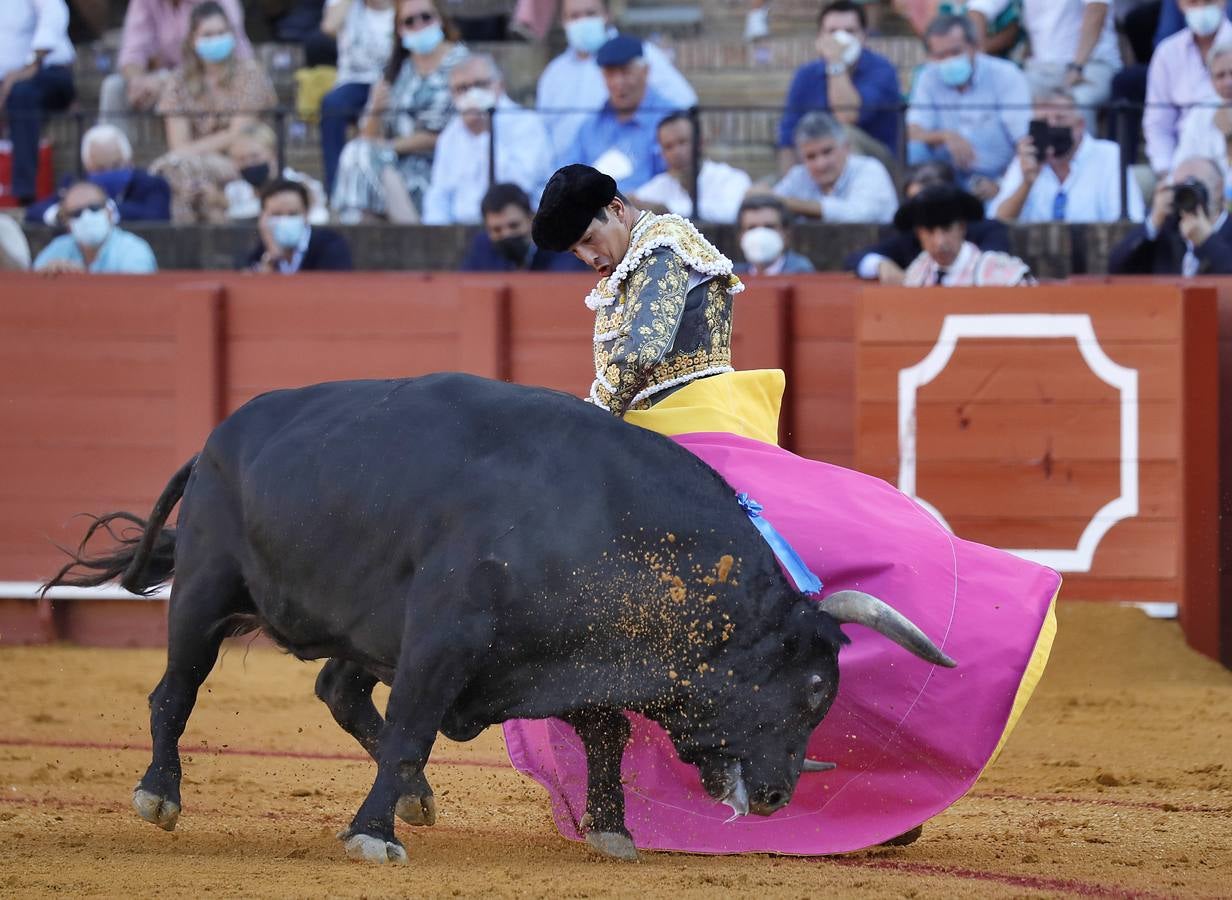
[1108,156,1232,275]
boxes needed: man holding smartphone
[989,87,1144,223]
[1109,156,1232,275]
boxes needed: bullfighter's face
[570,196,635,277]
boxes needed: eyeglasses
[65,202,106,219]
[401,11,436,27]
[450,78,491,94]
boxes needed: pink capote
[503,432,1060,854]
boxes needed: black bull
[45,373,955,863]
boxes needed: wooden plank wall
[855,285,1219,653]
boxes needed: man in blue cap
[559,35,671,195]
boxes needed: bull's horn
[801,759,836,773]
[819,590,957,668]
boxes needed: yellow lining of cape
[622,369,785,445]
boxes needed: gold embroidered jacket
[587,213,744,416]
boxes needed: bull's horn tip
[801,759,836,772]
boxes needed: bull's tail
[41,456,198,598]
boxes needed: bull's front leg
[566,708,637,861]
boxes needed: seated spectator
[991,88,1146,222]
[332,0,468,223]
[777,1,901,174]
[149,2,276,224]
[1,0,75,205]
[732,196,816,275]
[896,184,1034,285]
[536,0,697,163]
[422,54,552,225]
[907,14,1031,198]
[0,215,32,270]
[1109,155,1232,273]
[100,0,251,140]
[319,0,396,196]
[1175,39,1232,196]
[562,36,671,195]
[1144,0,1230,174]
[971,0,1121,131]
[26,124,172,226]
[224,122,330,223]
[846,160,1012,283]
[631,112,752,224]
[33,181,158,274]
[1155,0,1232,43]
[243,179,353,272]
[761,111,898,223]
[460,182,589,272]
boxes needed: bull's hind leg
[133,561,249,832]
[314,658,436,825]
[566,708,637,861]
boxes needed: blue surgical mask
[270,214,307,250]
[70,208,113,248]
[937,53,973,88]
[1185,2,1224,36]
[402,22,444,55]
[195,33,236,63]
[565,16,609,54]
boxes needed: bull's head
[658,589,956,819]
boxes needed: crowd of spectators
[3,0,1232,279]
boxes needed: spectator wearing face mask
[1143,0,1232,174]
[26,124,172,226]
[778,0,902,174]
[732,195,816,275]
[631,112,752,224]
[896,184,1034,285]
[846,160,1011,283]
[991,88,1145,223]
[460,182,588,272]
[422,54,552,225]
[535,0,696,163]
[907,14,1031,200]
[33,181,158,275]
[244,178,353,273]
[224,121,329,223]
[1175,40,1232,198]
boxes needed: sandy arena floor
[1,602,1229,899]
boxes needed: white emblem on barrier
[897,314,1139,573]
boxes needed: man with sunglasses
[33,181,158,274]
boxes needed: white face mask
[831,29,862,67]
[565,15,608,54]
[455,86,497,113]
[1186,2,1224,36]
[69,207,113,248]
[740,226,785,266]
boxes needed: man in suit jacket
[1109,156,1232,275]
[460,183,589,273]
[243,179,353,273]
[845,160,1011,282]
[733,195,816,276]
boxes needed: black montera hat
[532,164,618,252]
[893,183,986,232]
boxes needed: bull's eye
[807,674,825,710]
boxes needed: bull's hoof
[132,787,180,832]
[343,834,408,865]
[585,830,639,861]
[396,793,437,826]
[880,825,924,847]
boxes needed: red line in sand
[0,792,1199,899]
[6,737,1228,816]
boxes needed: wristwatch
[826,61,849,76]
[1066,62,1084,75]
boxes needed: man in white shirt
[423,54,553,225]
[535,0,698,163]
[0,0,75,204]
[991,88,1145,223]
[631,112,752,224]
[758,110,897,223]
[971,0,1120,130]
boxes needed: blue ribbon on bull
[737,493,823,595]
